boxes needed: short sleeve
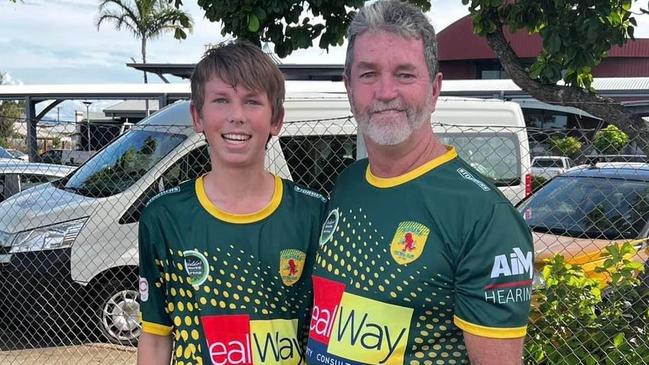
[454,202,533,339]
[138,214,173,336]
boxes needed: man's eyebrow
[355,61,378,70]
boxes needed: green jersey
[139,175,326,365]
[306,147,533,365]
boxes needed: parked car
[531,155,575,180]
[39,149,95,166]
[519,162,649,288]
[6,149,29,162]
[0,162,75,202]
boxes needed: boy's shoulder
[282,178,327,205]
[141,179,196,219]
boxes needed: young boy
[137,42,326,365]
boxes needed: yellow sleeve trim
[366,146,457,188]
[454,315,527,339]
[142,320,173,336]
[195,174,283,224]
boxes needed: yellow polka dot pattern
[152,243,313,364]
[315,208,470,364]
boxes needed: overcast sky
[2,0,649,120]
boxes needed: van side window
[119,145,212,224]
[278,135,356,195]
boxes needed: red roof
[438,15,649,61]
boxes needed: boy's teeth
[223,133,250,141]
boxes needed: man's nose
[375,75,399,101]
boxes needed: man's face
[345,31,442,146]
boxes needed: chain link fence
[0,104,647,364]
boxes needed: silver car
[0,162,75,202]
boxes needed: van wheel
[93,279,141,346]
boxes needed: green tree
[96,0,193,84]
[0,73,23,147]
[550,136,582,158]
[594,124,630,154]
[182,0,649,153]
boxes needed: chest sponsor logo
[389,221,430,265]
[279,249,306,286]
[308,276,413,365]
[201,315,304,365]
[183,249,209,288]
[319,209,339,247]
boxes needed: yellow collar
[366,146,457,188]
[195,174,283,224]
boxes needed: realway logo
[490,247,533,279]
[202,315,304,365]
[309,276,413,365]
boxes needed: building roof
[438,15,649,61]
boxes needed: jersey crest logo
[319,208,339,247]
[183,250,210,288]
[279,249,307,286]
[390,221,430,265]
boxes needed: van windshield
[61,130,185,197]
[439,133,521,186]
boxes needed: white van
[0,94,529,345]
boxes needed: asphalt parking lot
[0,323,136,364]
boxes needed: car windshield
[439,133,521,186]
[0,147,13,159]
[61,129,185,197]
[533,158,563,168]
[519,175,649,240]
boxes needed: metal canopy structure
[127,63,345,81]
[4,76,649,160]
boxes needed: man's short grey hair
[345,0,438,82]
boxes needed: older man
[305,1,533,364]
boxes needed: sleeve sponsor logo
[485,247,533,304]
[294,185,327,203]
[389,221,430,265]
[308,275,413,365]
[490,247,533,279]
[456,168,491,191]
[279,249,307,286]
[183,249,210,288]
[201,314,304,365]
[138,277,149,302]
[319,209,340,247]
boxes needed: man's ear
[430,72,443,105]
[270,106,284,136]
[190,102,203,133]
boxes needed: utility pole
[82,101,92,151]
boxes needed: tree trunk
[486,25,649,155]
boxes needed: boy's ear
[190,102,203,133]
[270,106,284,136]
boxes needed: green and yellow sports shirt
[138,175,326,365]
[306,147,533,365]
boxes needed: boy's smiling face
[191,75,283,169]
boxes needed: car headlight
[532,269,545,290]
[0,230,14,247]
[9,218,87,253]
